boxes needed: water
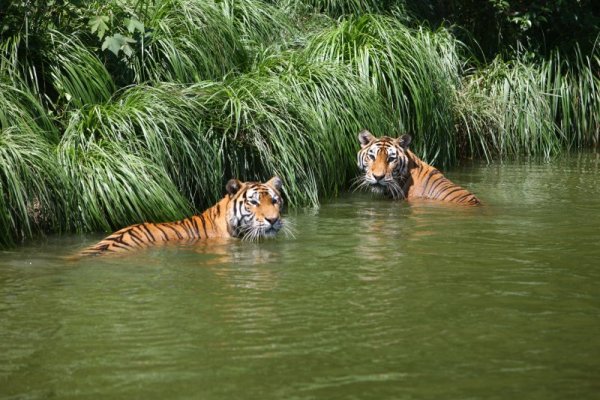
[2,153,600,399]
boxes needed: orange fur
[79,177,284,256]
[357,131,480,205]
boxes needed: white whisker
[281,220,296,239]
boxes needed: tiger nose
[373,173,385,181]
[265,217,280,227]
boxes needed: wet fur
[79,177,285,256]
[356,130,480,205]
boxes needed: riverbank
[1,0,598,246]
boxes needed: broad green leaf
[101,34,136,56]
[102,36,121,56]
[125,18,144,34]
[89,15,109,40]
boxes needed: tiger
[356,130,481,205]
[79,177,285,256]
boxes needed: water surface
[2,153,600,399]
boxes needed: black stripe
[111,242,130,250]
[133,226,152,243]
[164,224,184,240]
[440,187,462,201]
[215,204,221,217]
[198,214,209,238]
[426,177,446,198]
[179,219,191,238]
[92,243,111,252]
[184,219,196,238]
[114,234,132,247]
[420,170,442,197]
[416,164,426,180]
[179,220,193,238]
[128,230,145,246]
[186,218,199,239]
[454,193,472,203]
[140,224,156,242]
[190,218,201,238]
[85,245,113,255]
[185,219,197,238]
[431,181,453,200]
[155,225,169,241]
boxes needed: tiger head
[356,130,412,198]
[225,176,285,240]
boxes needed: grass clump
[0,0,598,248]
[186,52,391,206]
[456,47,599,160]
[305,14,462,166]
[58,132,191,233]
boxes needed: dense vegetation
[0,0,598,247]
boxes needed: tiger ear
[226,179,243,195]
[358,129,375,147]
[397,134,411,149]
[266,176,283,191]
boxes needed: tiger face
[356,130,412,198]
[226,176,284,240]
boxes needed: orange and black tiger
[356,130,480,205]
[79,177,285,256]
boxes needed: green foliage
[0,126,67,247]
[0,76,67,246]
[0,0,598,247]
[49,32,116,110]
[218,0,293,47]
[306,14,461,165]
[187,52,392,205]
[456,47,600,159]
[60,83,224,207]
[130,0,248,83]
[271,0,403,17]
[57,133,191,233]
[544,49,600,148]
[402,0,600,60]
[459,57,560,158]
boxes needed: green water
[2,153,600,399]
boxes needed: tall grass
[131,0,247,83]
[305,14,462,166]
[456,48,599,160]
[49,32,115,110]
[0,40,59,142]
[218,0,293,48]
[60,83,224,207]
[0,126,67,247]
[58,132,191,233]
[0,74,67,246]
[459,58,560,158]
[273,0,402,17]
[546,49,600,148]
[0,0,598,247]
[185,52,391,206]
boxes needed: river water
[1,153,600,399]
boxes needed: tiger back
[79,177,285,256]
[356,130,480,205]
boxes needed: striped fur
[79,177,285,256]
[356,130,480,205]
